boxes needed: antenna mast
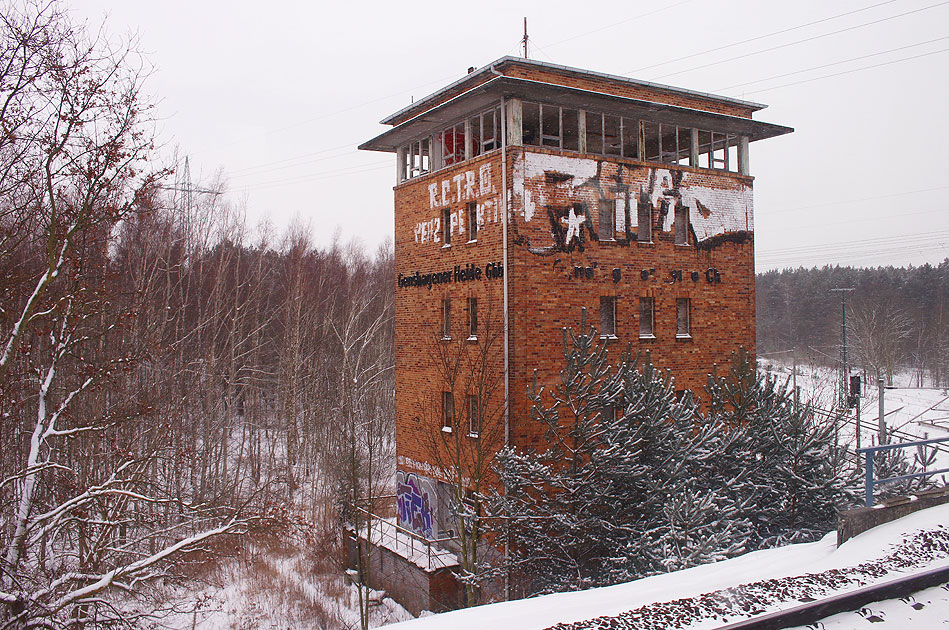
[522,17,529,58]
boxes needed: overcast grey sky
[69,0,949,271]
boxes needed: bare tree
[419,301,505,607]
[850,300,913,385]
[0,4,252,626]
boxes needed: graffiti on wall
[414,164,500,245]
[396,471,438,539]
[513,153,753,255]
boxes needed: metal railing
[856,435,949,507]
[352,504,459,571]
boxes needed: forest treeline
[0,3,392,624]
[756,261,949,386]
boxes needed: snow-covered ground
[145,527,413,629]
[761,360,949,476]
[383,504,949,630]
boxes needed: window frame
[674,204,689,246]
[441,207,451,247]
[639,297,655,339]
[637,199,652,244]
[467,394,480,437]
[676,297,692,339]
[441,299,451,339]
[598,198,616,242]
[467,297,478,340]
[442,391,454,432]
[600,296,617,339]
[467,202,478,242]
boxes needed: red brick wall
[501,64,757,118]
[394,151,507,482]
[506,148,755,450]
[394,144,755,491]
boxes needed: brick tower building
[360,57,792,541]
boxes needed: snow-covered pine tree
[489,316,750,594]
[705,350,859,548]
[491,313,628,595]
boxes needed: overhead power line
[628,0,899,74]
[233,160,392,192]
[650,0,949,80]
[741,46,949,95]
[716,35,949,92]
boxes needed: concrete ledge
[837,486,949,546]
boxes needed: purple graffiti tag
[396,472,435,539]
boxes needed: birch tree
[0,4,249,626]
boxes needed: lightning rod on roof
[522,17,529,59]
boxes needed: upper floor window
[598,198,617,241]
[674,204,689,245]
[399,106,502,182]
[516,101,743,173]
[467,202,478,242]
[439,123,465,167]
[442,207,452,246]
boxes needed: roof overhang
[359,75,793,153]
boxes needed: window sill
[466,335,478,342]
[639,334,657,340]
[440,336,452,342]
[442,243,451,249]
[674,242,690,247]
[637,240,655,246]
[600,334,618,340]
[467,433,479,439]
[441,426,452,433]
[466,238,478,245]
[676,334,693,340]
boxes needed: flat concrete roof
[360,69,792,153]
[380,56,769,127]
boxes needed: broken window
[562,108,580,151]
[468,115,482,159]
[676,298,691,338]
[697,130,712,169]
[541,104,561,148]
[674,204,689,245]
[442,299,451,339]
[442,391,454,431]
[468,297,478,339]
[639,297,655,338]
[467,202,477,241]
[672,126,692,166]
[440,122,465,166]
[600,296,616,338]
[622,117,640,159]
[642,121,661,162]
[604,114,622,157]
[467,394,480,437]
[522,101,540,146]
[481,108,499,152]
[442,207,451,245]
[585,111,603,155]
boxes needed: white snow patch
[383,504,949,630]
[360,517,459,571]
